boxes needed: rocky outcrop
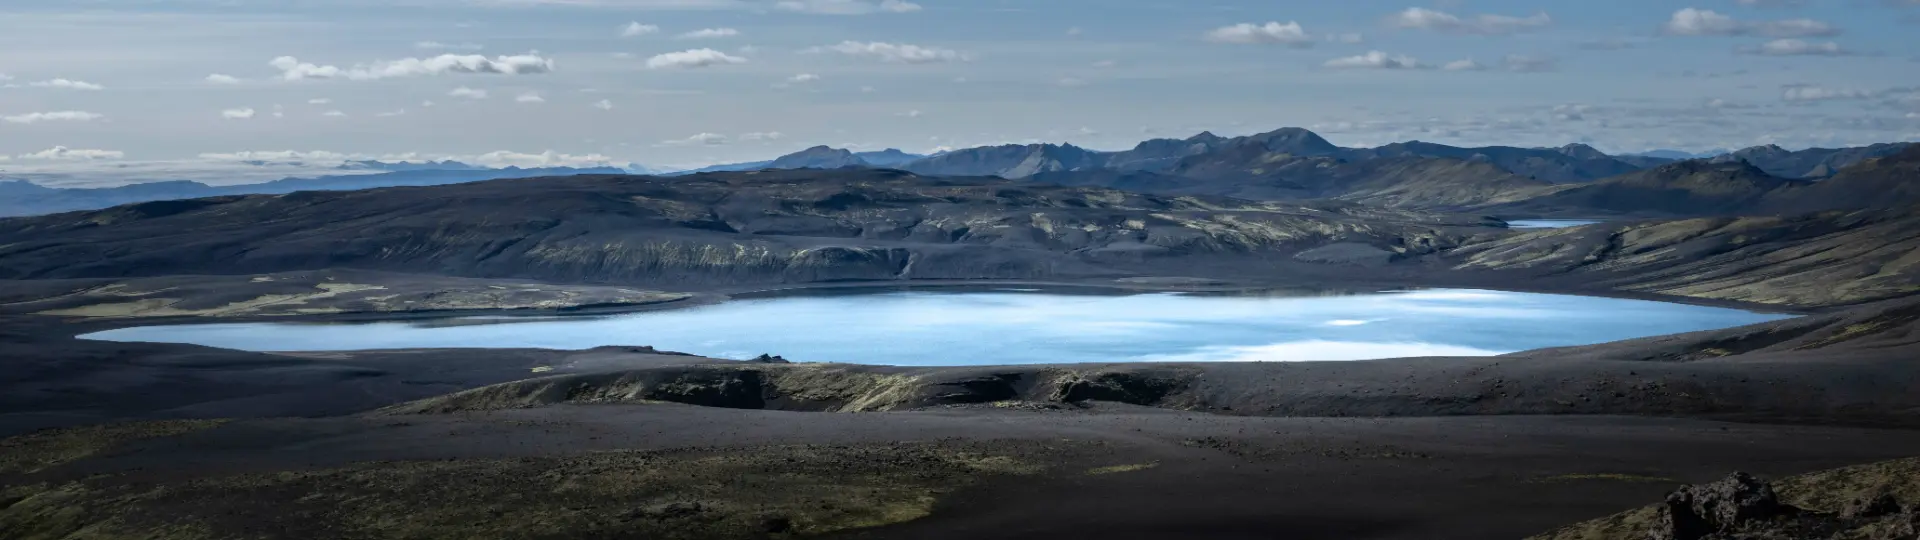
[1537,465,1920,540]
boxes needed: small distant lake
[80,288,1792,366]
[1507,219,1602,229]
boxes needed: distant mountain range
[2,127,1910,220]
[0,166,625,217]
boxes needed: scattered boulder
[1651,472,1786,540]
[750,354,791,364]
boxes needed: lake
[1507,219,1602,229]
[80,288,1793,366]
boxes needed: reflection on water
[81,288,1792,366]
[1507,219,1602,229]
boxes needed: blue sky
[1,0,1917,184]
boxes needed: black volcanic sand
[10,408,1920,540]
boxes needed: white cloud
[0,72,10,81]
[1203,21,1314,46]
[805,41,968,63]
[1660,8,1839,37]
[307,98,332,105]
[1387,8,1551,35]
[29,79,105,90]
[593,99,614,110]
[1443,59,1486,71]
[645,48,748,68]
[416,41,483,50]
[620,21,660,37]
[787,73,820,83]
[661,132,729,146]
[516,91,546,103]
[1781,86,1873,101]
[739,131,784,141]
[1501,55,1557,73]
[376,109,407,117]
[677,27,739,39]
[2,111,104,124]
[16,146,125,161]
[268,53,554,81]
[1742,39,1853,56]
[1057,77,1087,87]
[1324,51,1424,69]
[322,110,347,117]
[221,107,256,119]
[467,150,616,168]
[774,0,922,15]
[449,86,489,99]
[196,150,353,162]
[205,74,241,84]
[900,109,923,118]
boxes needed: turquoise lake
[80,288,1793,366]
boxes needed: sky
[2,0,1918,185]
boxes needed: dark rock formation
[1651,472,1786,540]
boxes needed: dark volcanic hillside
[0,169,1489,286]
[1480,159,1805,217]
[1345,141,1645,183]
[1725,141,1913,179]
[1450,206,1920,306]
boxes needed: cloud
[645,48,748,68]
[1741,39,1853,56]
[29,79,105,90]
[516,91,546,103]
[416,41,483,50]
[1578,38,1640,50]
[593,99,614,110]
[739,131,783,141]
[620,21,660,37]
[1660,8,1840,38]
[1735,0,1805,7]
[1443,59,1485,71]
[1387,7,1551,35]
[787,73,820,83]
[15,146,125,161]
[1203,21,1314,46]
[774,0,922,15]
[1501,55,1558,72]
[376,109,407,117]
[268,53,554,81]
[205,74,241,84]
[449,86,488,99]
[1324,51,1424,69]
[221,107,256,119]
[467,150,616,168]
[900,109,922,118]
[322,110,347,117]
[2,111,104,124]
[678,28,739,39]
[194,149,616,169]
[0,72,10,81]
[307,98,332,104]
[1781,86,1874,101]
[805,41,968,63]
[661,132,729,145]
